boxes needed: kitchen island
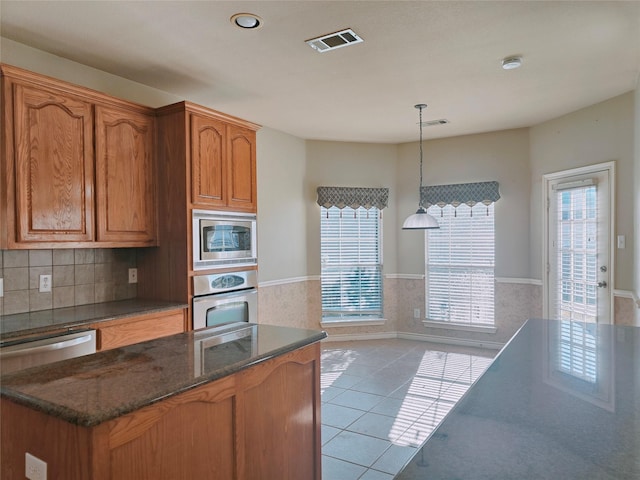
[1,322,327,479]
[396,318,639,479]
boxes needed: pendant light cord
[415,103,427,206]
[402,103,439,229]
[418,105,424,190]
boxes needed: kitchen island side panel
[1,333,324,480]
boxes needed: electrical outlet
[0,278,3,298]
[128,268,138,284]
[26,452,47,480]
[39,274,52,293]
[413,308,421,319]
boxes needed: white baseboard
[321,331,398,342]
[258,275,319,288]
[321,330,504,350]
[397,331,504,350]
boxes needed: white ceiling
[1,1,639,143]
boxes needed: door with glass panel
[545,165,612,324]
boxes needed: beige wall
[305,140,399,276]
[255,128,308,282]
[529,93,635,289]
[3,38,638,328]
[396,129,531,278]
[1,38,180,107]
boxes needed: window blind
[425,203,495,326]
[321,206,382,320]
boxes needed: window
[425,203,495,326]
[321,206,383,321]
[556,185,598,322]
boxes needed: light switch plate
[617,235,625,249]
[0,278,3,298]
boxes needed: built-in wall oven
[192,270,258,330]
[192,209,257,271]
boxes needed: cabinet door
[13,83,94,243]
[227,124,257,212]
[190,114,227,208]
[241,344,321,479]
[108,377,236,480]
[95,105,157,245]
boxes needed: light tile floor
[321,339,496,480]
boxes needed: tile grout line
[321,340,495,480]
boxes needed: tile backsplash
[0,249,138,316]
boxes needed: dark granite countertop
[396,318,640,480]
[0,299,188,344]
[0,322,327,427]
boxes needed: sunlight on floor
[320,339,496,480]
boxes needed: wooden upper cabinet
[13,83,95,244]
[177,102,258,213]
[190,112,257,212]
[190,114,227,208]
[227,124,257,211]
[95,105,157,245]
[1,64,159,248]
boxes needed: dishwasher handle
[0,333,95,359]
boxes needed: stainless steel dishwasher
[0,330,97,375]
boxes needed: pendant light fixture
[402,104,440,230]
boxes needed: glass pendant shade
[403,104,439,230]
[402,206,439,229]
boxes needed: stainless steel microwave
[192,209,257,270]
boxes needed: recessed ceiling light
[502,56,523,70]
[231,13,262,30]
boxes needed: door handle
[597,281,607,288]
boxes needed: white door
[545,163,613,324]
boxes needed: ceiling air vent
[306,28,363,53]
[421,119,450,127]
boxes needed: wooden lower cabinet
[242,344,320,479]
[89,309,186,351]
[0,342,321,480]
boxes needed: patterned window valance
[421,181,500,209]
[316,186,389,210]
